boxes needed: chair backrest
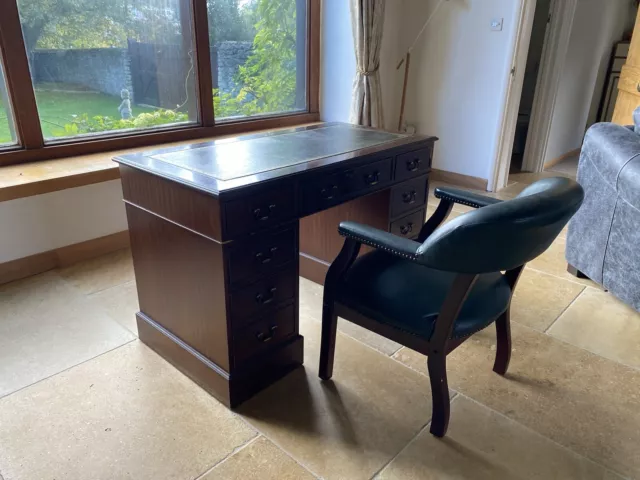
[416,177,584,273]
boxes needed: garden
[0,0,301,144]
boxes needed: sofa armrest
[338,221,421,260]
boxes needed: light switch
[491,18,503,31]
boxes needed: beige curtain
[349,0,385,128]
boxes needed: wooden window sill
[0,122,323,203]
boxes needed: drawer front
[301,171,349,213]
[228,227,297,285]
[395,147,432,181]
[230,269,297,322]
[233,304,296,363]
[348,157,393,192]
[390,209,425,240]
[301,157,393,214]
[390,176,428,218]
[225,185,295,238]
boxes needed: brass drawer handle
[256,325,279,343]
[253,204,276,221]
[364,171,380,186]
[406,159,421,172]
[255,287,277,305]
[402,190,417,204]
[255,246,278,265]
[400,222,414,236]
[320,185,339,200]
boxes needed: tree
[18,0,183,54]
[216,0,298,116]
[18,0,126,54]
[207,0,253,43]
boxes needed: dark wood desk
[115,123,436,407]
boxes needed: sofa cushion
[618,157,640,209]
[582,124,640,186]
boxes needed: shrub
[58,109,189,136]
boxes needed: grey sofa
[566,119,640,312]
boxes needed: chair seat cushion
[337,250,512,340]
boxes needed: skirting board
[430,169,488,191]
[0,230,130,285]
[543,148,581,170]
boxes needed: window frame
[0,0,320,166]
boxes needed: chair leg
[427,353,450,437]
[493,309,511,375]
[319,301,338,381]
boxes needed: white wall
[321,0,522,183]
[0,180,127,263]
[401,0,522,182]
[545,0,635,163]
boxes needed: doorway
[510,0,552,174]
[491,0,637,191]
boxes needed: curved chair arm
[418,187,503,242]
[338,221,421,260]
[434,187,503,209]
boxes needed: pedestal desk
[115,123,436,407]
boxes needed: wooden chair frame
[318,199,524,437]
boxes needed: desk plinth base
[137,312,304,408]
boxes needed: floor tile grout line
[457,392,630,480]
[509,316,640,373]
[193,433,261,480]
[80,278,135,297]
[86,279,137,300]
[525,264,594,288]
[543,286,586,334]
[302,311,403,361]
[370,393,461,480]
[53,261,135,298]
[0,338,137,402]
[234,416,324,480]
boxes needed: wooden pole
[397,52,411,132]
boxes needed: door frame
[488,0,538,191]
[489,0,577,190]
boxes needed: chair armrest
[338,221,421,260]
[434,187,502,209]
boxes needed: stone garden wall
[32,48,132,98]
[32,41,253,106]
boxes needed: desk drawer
[390,176,428,218]
[348,157,393,191]
[301,157,393,214]
[233,304,296,363]
[390,209,425,240]
[228,227,297,285]
[395,147,432,181]
[225,185,295,238]
[230,269,296,322]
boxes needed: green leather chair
[319,177,584,437]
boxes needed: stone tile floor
[1,174,639,480]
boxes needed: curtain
[349,0,385,128]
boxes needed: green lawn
[0,87,155,144]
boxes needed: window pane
[17,0,198,141]
[208,0,307,121]
[0,60,18,147]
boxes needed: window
[16,0,198,141]
[0,61,17,147]
[0,0,318,165]
[208,0,307,121]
